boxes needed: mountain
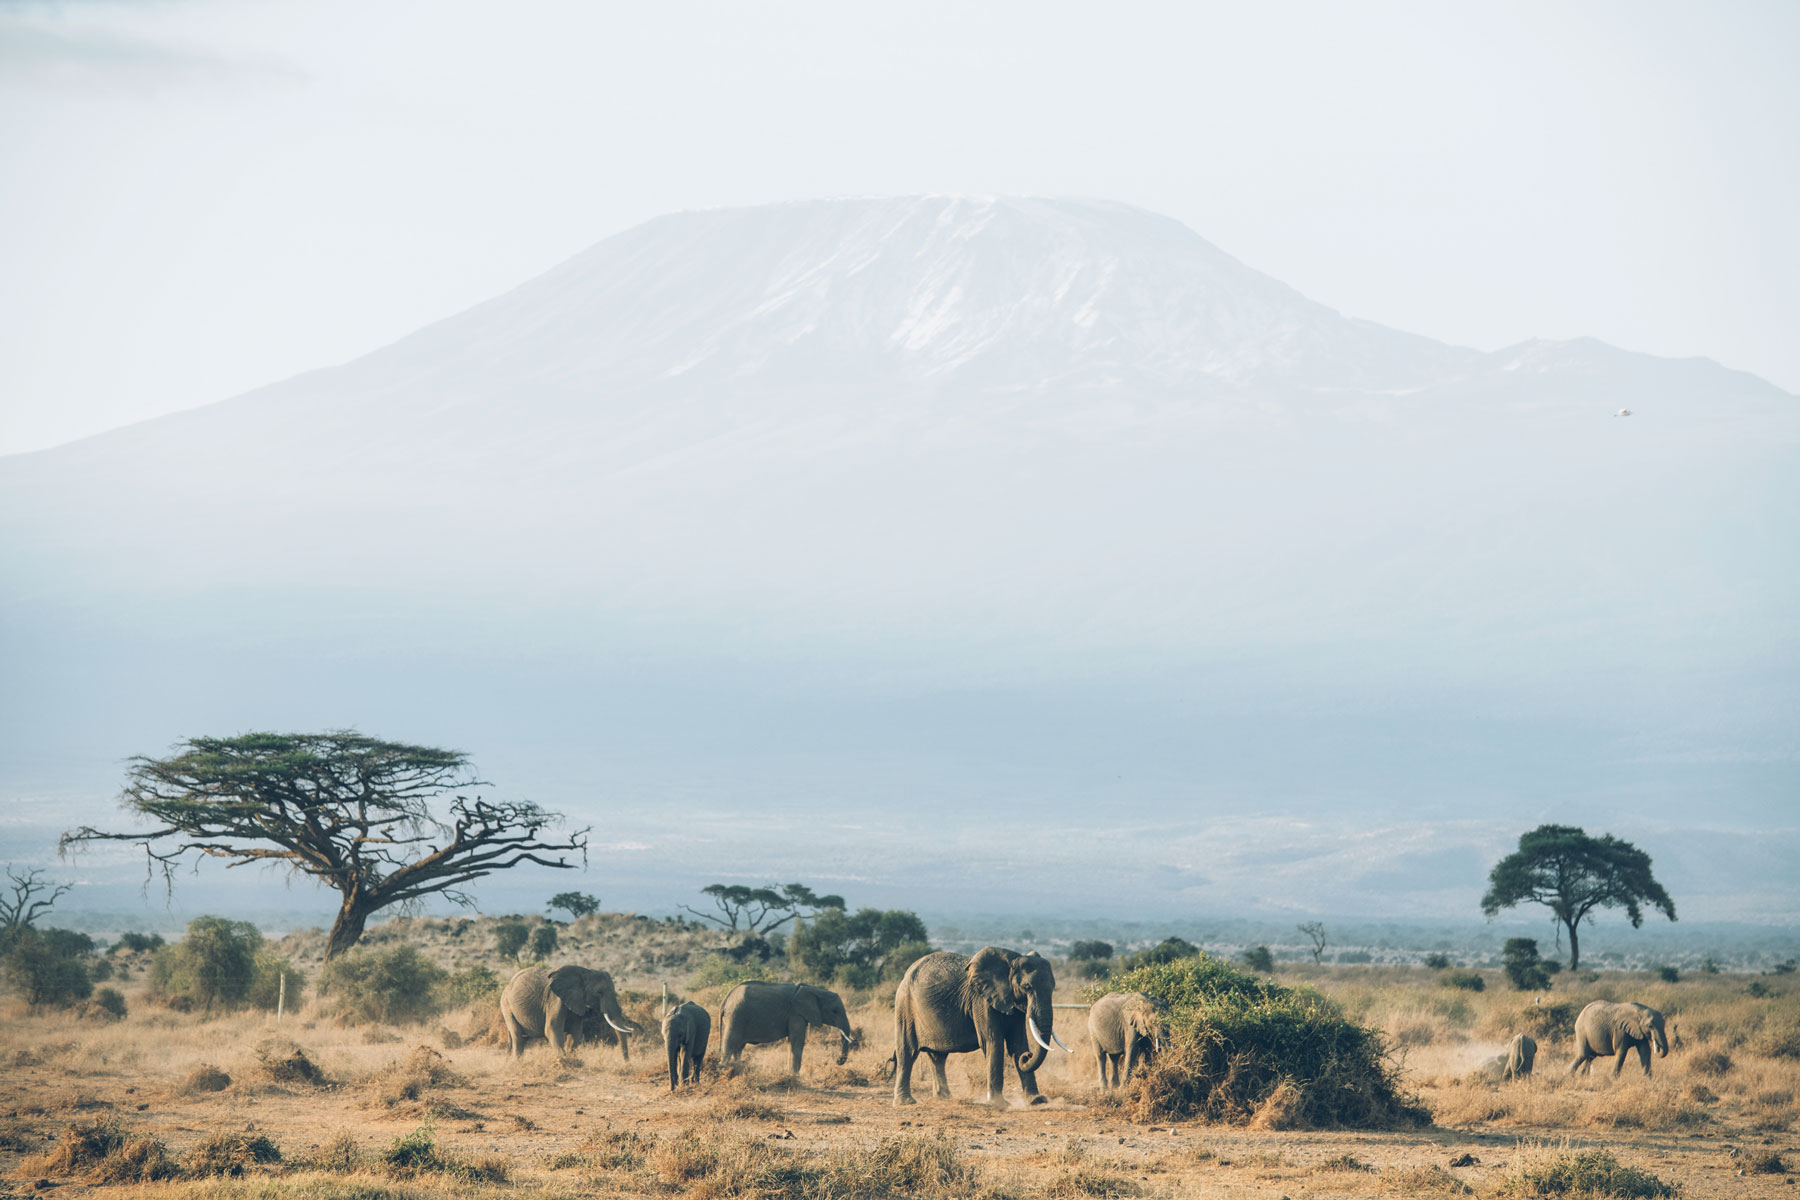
[3,196,1795,925]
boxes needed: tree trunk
[327,896,374,960]
[1565,919,1580,971]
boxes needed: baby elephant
[661,1000,711,1090]
[1504,1032,1537,1080]
[720,981,854,1074]
[1088,991,1167,1088]
[1570,1000,1668,1077]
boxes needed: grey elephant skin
[893,947,1063,1107]
[1088,991,1166,1088]
[1570,1000,1667,1077]
[719,981,853,1073]
[499,965,639,1059]
[661,1000,711,1089]
[1504,1032,1537,1080]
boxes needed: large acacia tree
[61,731,589,959]
[1481,824,1675,969]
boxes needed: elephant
[1504,1032,1537,1080]
[892,947,1067,1107]
[661,1000,711,1090]
[1088,991,1166,1088]
[718,981,854,1073]
[498,965,640,1059]
[1569,1000,1667,1077]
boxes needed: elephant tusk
[1153,1038,1161,1053]
[1051,1030,1072,1053]
[604,1014,635,1035]
[1027,1016,1053,1053]
[839,1030,853,1044]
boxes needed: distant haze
[2,196,1793,939]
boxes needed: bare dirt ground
[2,928,1795,1199]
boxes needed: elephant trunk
[834,1020,853,1065]
[1015,1001,1051,1074]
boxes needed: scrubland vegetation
[0,907,1794,1198]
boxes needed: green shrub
[1069,940,1114,962]
[3,927,95,1007]
[113,932,164,955]
[1119,937,1201,971]
[1092,954,1426,1128]
[1655,965,1679,984]
[1423,952,1453,969]
[528,924,558,960]
[319,944,447,1024]
[1502,1148,1676,1197]
[492,921,529,959]
[789,908,929,984]
[1443,970,1486,992]
[150,917,261,1013]
[444,964,502,1007]
[1242,945,1276,973]
[1520,1001,1579,1043]
[1502,938,1555,991]
[91,987,128,1020]
[245,949,306,1012]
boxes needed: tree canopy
[60,731,589,959]
[681,882,846,934]
[1481,824,1675,969]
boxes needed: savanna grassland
[3,915,1796,1200]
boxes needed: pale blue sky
[2,0,1796,454]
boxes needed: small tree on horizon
[681,882,846,934]
[547,892,601,921]
[1297,922,1328,964]
[1481,824,1675,970]
[60,731,589,959]
[1,867,72,949]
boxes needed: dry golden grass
[1,944,1795,1199]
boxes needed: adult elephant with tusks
[499,965,640,1059]
[719,981,855,1073]
[893,947,1067,1107]
[1569,1000,1667,1077]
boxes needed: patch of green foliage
[3,927,95,1007]
[547,891,600,919]
[319,944,447,1024]
[1119,937,1201,971]
[492,920,530,959]
[1423,952,1453,969]
[443,963,503,1007]
[1241,945,1276,973]
[789,907,929,989]
[246,948,307,1011]
[150,916,261,1012]
[1502,938,1558,991]
[528,923,558,960]
[1091,953,1426,1128]
[1443,970,1486,992]
[1502,1149,1676,1198]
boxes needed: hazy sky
[2,0,1797,455]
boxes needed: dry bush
[1316,1152,1374,1172]
[254,1037,325,1084]
[185,1130,282,1177]
[363,1045,468,1109]
[1500,1144,1676,1197]
[1387,1163,1475,1194]
[26,1117,180,1184]
[181,1064,232,1094]
[642,1126,1001,1200]
[1687,1047,1732,1076]
[308,1129,363,1173]
[0,1118,46,1154]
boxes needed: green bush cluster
[319,943,447,1024]
[3,927,97,1007]
[1501,938,1558,991]
[1502,1148,1676,1198]
[147,916,302,1014]
[1119,937,1201,971]
[1091,953,1426,1128]
[788,908,929,989]
[1241,946,1276,974]
[1443,970,1487,992]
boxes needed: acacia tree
[1481,824,1675,970]
[681,882,845,934]
[1297,921,1328,964]
[61,731,589,959]
[1,867,72,948]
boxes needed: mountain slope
[2,196,1794,921]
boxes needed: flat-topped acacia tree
[60,731,589,959]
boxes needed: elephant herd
[497,959,1670,1104]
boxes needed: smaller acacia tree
[547,892,600,921]
[1,868,72,949]
[1297,922,1328,964]
[1482,824,1675,970]
[682,882,846,934]
[61,732,589,959]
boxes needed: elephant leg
[893,1019,921,1106]
[789,1017,806,1075]
[668,1040,680,1090]
[1124,1041,1138,1084]
[1636,1043,1652,1076]
[1094,1048,1107,1088]
[1108,1054,1120,1088]
[927,1051,952,1098]
[1612,1045,1629,1076]
[505,1014,527,1058]
[1016,1059,1044,1104]
[984,1041,1008,1105]
[548,1018,567,1057]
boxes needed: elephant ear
[1625,1007,1650,1039]
[963,947,1020,1013]
[548,966,592,1016]
[793,985,825,1024]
